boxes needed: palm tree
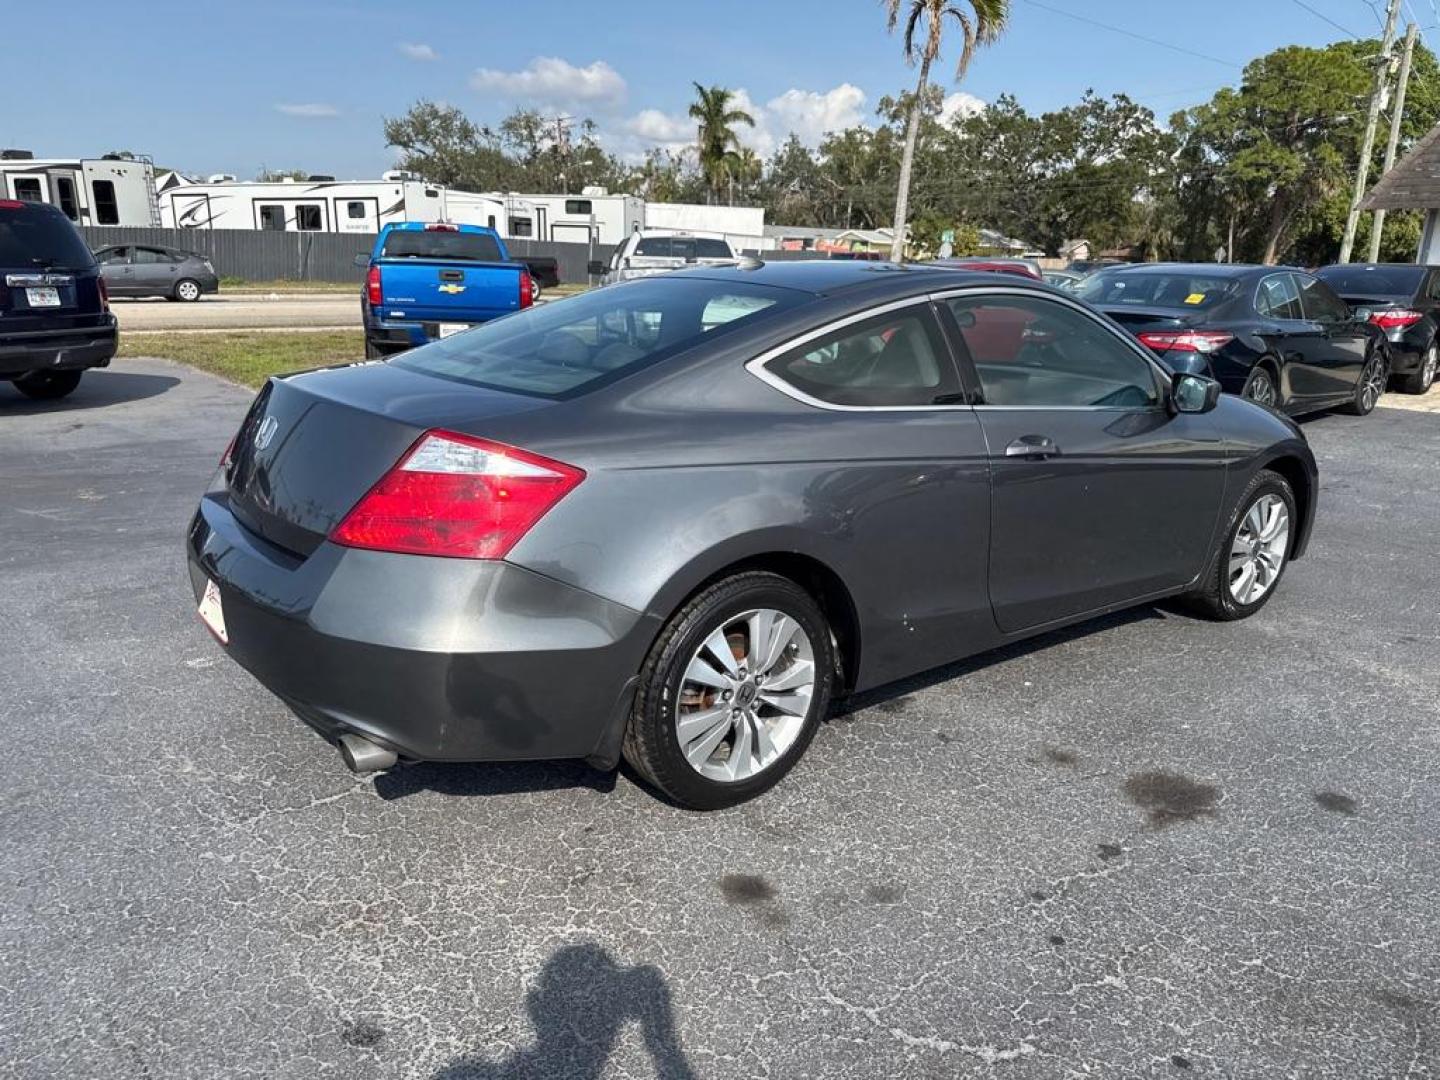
[883,0,1009,261]
[729,147,763,203]
[689,83,755,205]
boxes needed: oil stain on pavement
[1123,771,1220,827]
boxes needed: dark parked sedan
[1314,262,1439,394]
[1077,263,1389,416]
[94,244,218,301]
[188,262,1317,809]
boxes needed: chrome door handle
[1005,435,1060,459]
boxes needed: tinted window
[948,294,1159,408]
[0,205,97,267]
[634,237,732,260]
[55,177,79,220]
[1316,264,1425,296]
[95,246,127,265]
[381,230,503,262]
[764,307,957,407]
[13,178,43,202]
[131,247,171,264]
[1077,270,1238,310]
[634,236,676,257]
[92,180,119,224]
[1297,275,1349,321]
[508,216,533,237]
[346,200,367,219]
[694,238,733,259]
[295,205,322,231]
[259,205,285,231]
[565,199,592,215]
[1256,274,1303,320]
[394,278,797,399]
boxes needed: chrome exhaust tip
[337,733,397,774]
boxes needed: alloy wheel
[1245,370,1276,407]
[674,608,816,783]
[177,280,200,301]
[1359,357,1386,412]
[1423,345,1438,390]
[1228,494,1290,605]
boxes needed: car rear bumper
[186,492,657,765]
[0,318,118,377]
[1385,335,1425,374]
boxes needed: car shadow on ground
[430,942,698,1080]
[0,370,179,414]
[372,759,617,802]
[834,603,1175,719]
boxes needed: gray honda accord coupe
[187,260,1318,809]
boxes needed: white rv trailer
[495,189,644,246]
[158,174,480,233]
[0,153,159,226]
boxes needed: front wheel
[174,278,202,302]
[1242,366,1278,408]
[1398,341,1437,395]
[1341,352,1386,415]
[623,572,836,810]
[13,370,83,400]
[1183,470,1295,621]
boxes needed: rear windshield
[633,236,733,259]
[1315,264,1425,295]
[393,277,801,398]
[381,229,503,262]
[0,205,96,268]
[1077,270,1239,310]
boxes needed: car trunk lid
[224,361,554,557]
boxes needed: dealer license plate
[27,287,60,308]
[198,578,228,644]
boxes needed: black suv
[1,200,117,400]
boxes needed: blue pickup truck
[359,223,534,358]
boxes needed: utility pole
[1368,21,1419,262]
[1339,0,1401,263]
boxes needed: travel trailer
[499,189,644,247]
[159,174,466,233]
[0,152,159,227]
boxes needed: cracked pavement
[2,360,1437,1078]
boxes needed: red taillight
[1368,308,1423,329]
[519,269,534,309]
[0,199,24,210]
[424,222,459,231]
[366,264,382,306]
[1137,330,1234,354]
[330,430,584,559]
[97,276,109,312]
[219,433,237,470]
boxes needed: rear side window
[1256,274,1302,320]
[394,278,798,399]
[763,307,957,407]
[132,247,171,264]
[1297,275,1350,322]
[92,180,119,224]
[381,230,503,262]
[0,205,97,268]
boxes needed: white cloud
[398,42,437,62]
[471,57,627,109]
[275,103,340,118]
[940,91,986,125]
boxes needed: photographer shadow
[434,943,697,1080]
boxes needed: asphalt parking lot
[2,360,1437,1079]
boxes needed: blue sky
[6,0,1410,178]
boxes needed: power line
[1019,0,1240,69]
[1291,0,1361,37]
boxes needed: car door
[938,288,1228,635]
[1253,272,1327,409]
[131,247,179,296]
[94,245,133,294]
[1295,273,1368,400]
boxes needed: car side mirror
[353,252,369,268]
[1172,372,1221,414]
[586,260,606,276]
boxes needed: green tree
[883,0,1009,260]
[688,84,755,204]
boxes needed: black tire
[174,278,202,302]
[364,339,385,360]
[622,571,836,810]
[1398,340,1438,395]
[13,370,83,400]
[1340,350,1387,415]
[1241,364,1279,408]
[1183,469,1296,621]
